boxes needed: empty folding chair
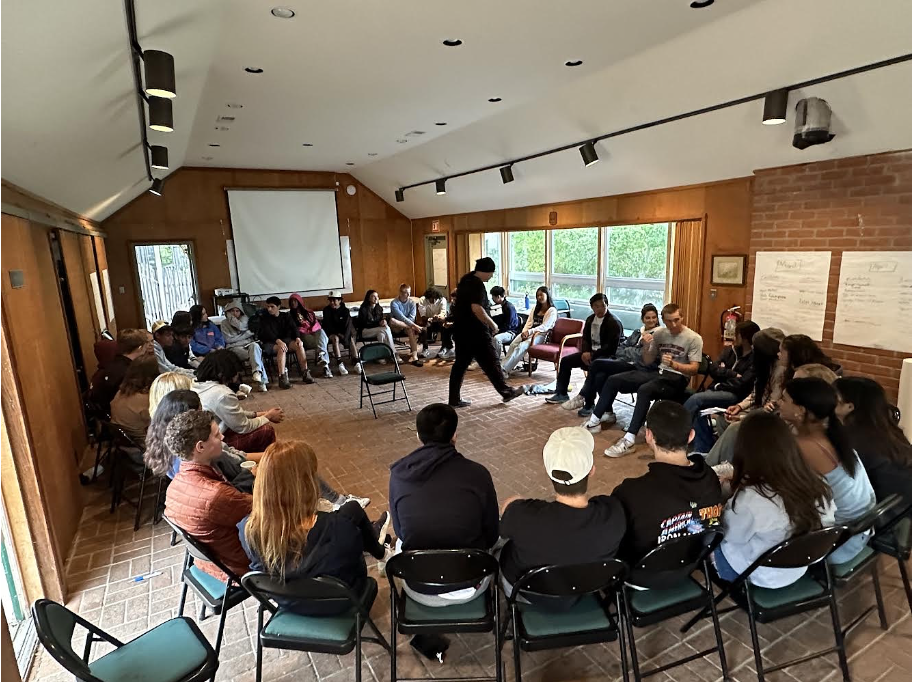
[358,342,411,418]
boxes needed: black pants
[423,319,453,350]
[579,359,635,405]
[449,330,511,402]
[554,352,588,395]
[337,501,386,560]
[597,370,689,435]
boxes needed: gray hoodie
[220,299,255,349]
[193,380,269,434]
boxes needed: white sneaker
[337,362,349,376]
[354,362,362,374]
[252,370,264,385]
[436,349,448,359]
[561,394,586,411]
[582,412,616,433]
[441,348,455,359]
[468,361,479,371]
[604,438,635,458]
[420,348,433,359]
[323,365,333,378]
[332,494,370,511]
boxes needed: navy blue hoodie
[389,442,499,551]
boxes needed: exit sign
[431,220,440,232]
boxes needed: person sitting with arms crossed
[258,296,312,388]
[417,288,448,360]
[321,291,361,375]
[220,299,268,392]
[389,283,425,367]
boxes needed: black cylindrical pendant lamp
[148,97,173,132]
[762,88,789,125]
[149,178,164,196]
[149,145,169,170]
[436,179,446,195]
[500,165,514,184]
[144,50,176,98]
[579,141,599,167]
[395,188,405,203]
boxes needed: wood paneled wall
[102,168,413,328]
[412,178,754,360]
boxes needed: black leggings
[337,501,386,561]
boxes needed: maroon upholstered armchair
[525,317,584,377]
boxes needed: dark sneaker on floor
[278,373,292,390]
[502,386,525,403]
[371,511,391,543]
[302,369,315,384]
[577,405,593,417]
[411,359,424,367]
[545,393,570,404]
[449,399,472,408]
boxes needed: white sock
[624,433,636,444]
[587,416,600,427]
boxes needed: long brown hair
[731,411,833,535]
[117,356,159,397]
[244,441,321,577]
[835,377,912,469]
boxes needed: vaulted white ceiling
[2,0,911,221]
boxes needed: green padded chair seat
[365,372,404,385]
[518,594,611,637]
[188,565,227,600]
[89,617,212,682]
[749,575,825,610]
[628,578,705,615]
[403,593,487,623]
[832,545,875,580]
[263,608,357,644]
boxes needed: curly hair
[164,409,217,461]
[195,349,245,385]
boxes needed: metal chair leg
[705,562,731,679]
[133,469,148,531]
[871,562,889,630]
[614,591,630,682]
[744,590,766,682]
[213,591,230,655]
[493,589,503,682]
[621,589,642,682]
[511,603,523,682]
[355,612,362,682]
[390,589,398,682]
[898,556,912,616]
[177,581,189,617]
[826,568,851,682]
[255,606,264,682]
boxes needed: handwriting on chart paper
[834,251,912,353]
[751,251,831,340]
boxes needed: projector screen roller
[227,189,344,296]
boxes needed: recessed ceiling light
[346,162,355,166]
[435,122,447,126]
[226,103,243,109]
[690,0,714,7]
[442,39,463,47]
[302,143,313,147]
[488,97,502,103]
[271,7,295,19]
[244,67,264,74]
[208,144,221,147]
[396,139,408,144]
[367,153,378,157]
[215,126,230,131]
[565,60,583,67]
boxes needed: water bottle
[524,292,529,309]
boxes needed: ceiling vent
[405,130,426,137]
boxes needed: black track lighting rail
[398,52,912,196]
[124,0,153,182]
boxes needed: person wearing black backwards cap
[448,257,524,407]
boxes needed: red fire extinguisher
[721,305,742,344]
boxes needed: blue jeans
[713,547,740,582]
[683,390,740,452]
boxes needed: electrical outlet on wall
[710,288,718,300]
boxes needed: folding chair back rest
[845,494,901,537]
[629,531,722,589]
[242,572,358,614]
[386,549,498,591]
[359,342,394,365]
[759,526,846,569]
[511,558,625,603]
[32,599,95,679]
[875,498,912,551]
[163,516,241,581]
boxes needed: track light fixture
[436,179,446,195]
[143,50,176,99]
[762,88,789,125]
[579,141,599,167]
[500,165,515,184]
[148,97,173,132]
[395,188,405,203]
[149,145,169,170]
[149,178,164,196]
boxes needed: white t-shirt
[590,315,604,351]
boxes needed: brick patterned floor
[28,357,912,682]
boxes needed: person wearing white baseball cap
[322,292,361,375]
[498,427,626,599]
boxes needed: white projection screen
[227,189,344,296]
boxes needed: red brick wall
[745,150,912,400]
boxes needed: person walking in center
[502,286,558,374]
[389,284,425,367]
[448,258,524,407]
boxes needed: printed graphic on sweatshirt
[657,501,723,544]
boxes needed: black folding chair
[826,494,901,634]
[163,517,251,660]
[503,556,629,682]
[358,342,411,418]
[241,572,390,682]
[32,598,218,682]
[622,531,728,681]
[105,421,164,531]
[82,394,112,483]
[870,497,912,618]
[386,549,502,682]
[681,526,849,682]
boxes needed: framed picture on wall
[711,254,746,286]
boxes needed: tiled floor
[29,357,912,682]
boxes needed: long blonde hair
[245,441,321,577]
[149,372,193,418]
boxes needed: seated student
[171,310,192,330]
[389,284,424,367]
[357,289,397,354]
[151,322,195,377]
[220,299,268,391]
[238,441,390,615]
[110,356,160,446]
[165,326,197,370]
[499,428,625,597]
[193,350,285,452]
[713,411,835,587]
[434,290,458,360]
[389,403,499,606]
[562,302,661,415]
[88,328,152,410]
[417,288,447,359]
[189,305,225,357]
[835,376,912,524]
[490,286,520,350]
[546,293,623,405]
[289,293,332,378]
[164,409,253,578]
[586,303,704,459]
[321,291,361,376]
[258,296,312,388]
[502,286,558,374]
[779,378,876,564]
[611,401,723,560]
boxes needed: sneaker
[449,399,472,408]
[317,355,328,367]
[577,405,594,418]
[582,412,616,434]
[256,381,268,393]
[545,393,570,404]
[323,365,333,378]
[604,438,635,458]
[252,370,264,385]
[468,361,479,371]
[561,394,586,411]
[333,494,370,511]
[440,348,455,359]
[377,542,396,572]
[354,362,362,374]
[420,348,433,359]
[436,349,449,359]
[411,359,424,368]
[302,369,315,384]
[337,362,349,376]
[279,373,292,390]
[502,386,524,403]
[371,511,391,544]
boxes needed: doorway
[48,230,89,393]
[133,242,200,329]
[424,235,448,297]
